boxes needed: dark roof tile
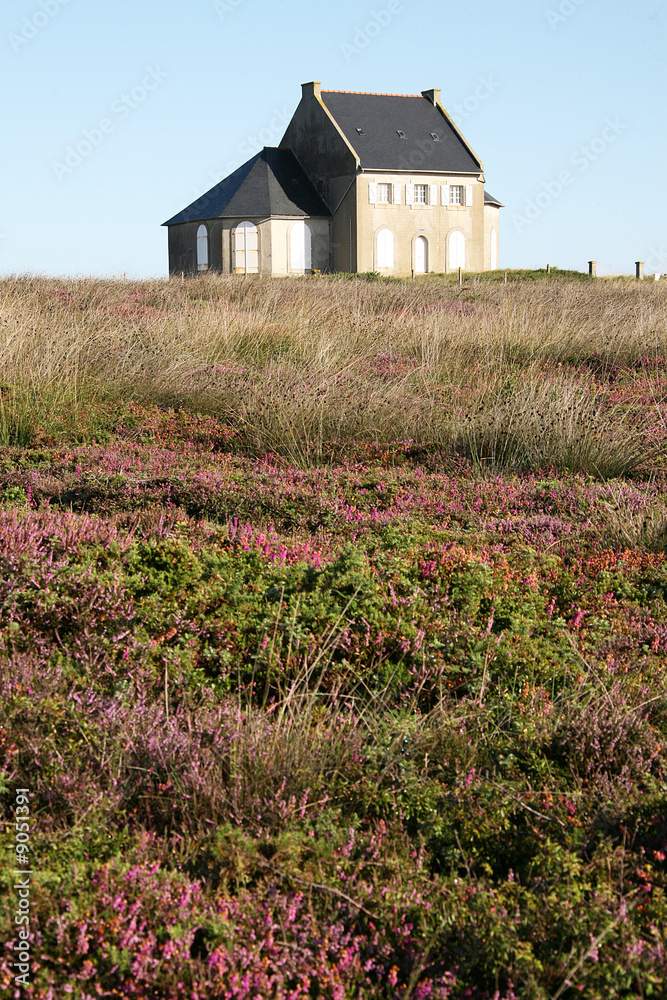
[484,190,503,207]
[321,91,482,173]
[163,148,330,226]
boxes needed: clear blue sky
[1,0,665,278]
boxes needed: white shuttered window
[405,183,414,205]
[368,183,377,205]
[290,220,313,270]
[466,184,474,207]
[393,183,401,205]
[449,230,466,270]
[197,225,209,271]
[376,229,395,269]
[429,184,438,206]
[441,184,449,206]
[234,221,259,274]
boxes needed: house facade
[163,82,502,277]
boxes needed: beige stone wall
[483,204,500,271]
[355,174,486,275]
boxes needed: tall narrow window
[415,235,428,273]
[290,220,312,270]
[197,224,209,271]
[414,184,427,205]
[234,221,259,274]
[449,185,464,206]
[449,230,466,271]
[376,228,395,269]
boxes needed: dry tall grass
[1,273,666,475]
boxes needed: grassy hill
[1,274,666,998]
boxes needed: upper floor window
[196,224,209,271]
[414,184,428,205]
[377,183,392,204]
[450,185,464,206]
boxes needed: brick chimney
[422,88,441,106]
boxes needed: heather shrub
[1,275,667,997]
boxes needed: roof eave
[434,101,484,176]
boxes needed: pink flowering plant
[1,273,667,998]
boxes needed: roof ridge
[323,90,423,97]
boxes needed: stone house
[163,82,502,277]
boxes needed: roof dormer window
[396,130,406,138]
[356,127,366,135]
[430,132,440,141]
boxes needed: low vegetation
[1,273,666,998]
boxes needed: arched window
[376,228,395,269]
[196,224,209,271]
[290,220,312,271]
[491,228,498,270]
[449,230,466,271]
[234,221,259,274]
[414,235,428,273]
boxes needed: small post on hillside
[588,261,597,277]
[411,269,414,281]
[546,264,551,275]
[504,271,508,284]
[458,266,462,286]
[636,261,644,281]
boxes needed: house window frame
[414,183,428,205]
[377,182,392,205]
[196,224,209,272]
[375,227,395,270]
[233,220,259,274]
[448,229,466,271]
[450,185,465,206]
[289,219,313,272]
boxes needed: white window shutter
[466,184,474,207]
[368,182,377,205]
[405,183,414,205]
[441,184,449,206]
[429,184,438,206]
[393,183,401,205]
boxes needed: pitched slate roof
[484,191,504,207]
[162,147,330,226]
[320,91,482,174]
